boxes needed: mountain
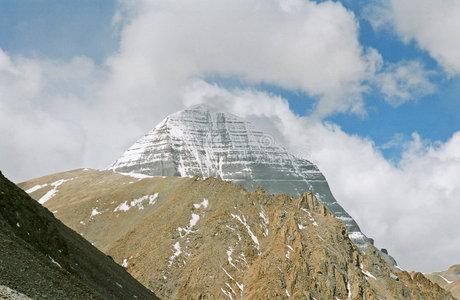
[426,265,460,299]
[0,171,158,300]
[108,105,374,253]
[19,169,454,299]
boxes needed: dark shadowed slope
[0,171,158,300]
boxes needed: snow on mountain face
[109,105,369,250]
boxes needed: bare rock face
[20,169,454,299]
[108,105,371,252]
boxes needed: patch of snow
[16,222,20,228]
[52,210,58,214]
[360,264,376,280]
[190,213,200,227]
[303,209,318,226]
[362,270,376,280]
[240,253,249,267]
[194,198,209,209]
[347,282,351,299]
[115,282,123,288]
[221,288,233,300]
[80,221,85,225]
[227,247,239,270]
[297,223,306,230]
[168,242,182,266]
[236,282,244,292]
[114,202,131,212]
[113,193,158,212]
[117,172,153,179]
[286,289,290,297]
[349,231,366,240]
[39,189,58,205]
[440,275,453,284]
[122,258,128,268]
[91,208,102,217]
[225,283,236,295]
[259,208,269,236]
[178,213,200,237]
[259,209,269,224]
[221,266,243,291]
[26,183,48,193]
[286,245,294,259]
[231,214,260,252]
[38,178,72,204]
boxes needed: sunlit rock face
[109,105,369,249]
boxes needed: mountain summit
[109,105,371,251]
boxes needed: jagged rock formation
[0,171,158,300]
[108,105,371,252]
[20,169,454,299]
[426,265,460,299]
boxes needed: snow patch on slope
[38,178,72,204]
[26,184,48,193]
[114,193,159,212]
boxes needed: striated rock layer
[20,169,454,299]
[109,105,372,252]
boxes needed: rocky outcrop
[20,169,454,299]
[108,105,371,252]
[0,171,158,299]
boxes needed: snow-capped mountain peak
[109,105,371,250]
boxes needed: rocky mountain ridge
[109,105,374,253]
[19,168,454,299]
[426,265,460,299]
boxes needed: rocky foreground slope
[426,265,460,299]
[20,168,454,299]
[0,171,158,299]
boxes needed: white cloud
[375,60,436,106]
[1,0,440,183]
[106,0,376,116]
[183,81,460,272]
[367,0,460,76]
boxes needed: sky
[0,0,459,273]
